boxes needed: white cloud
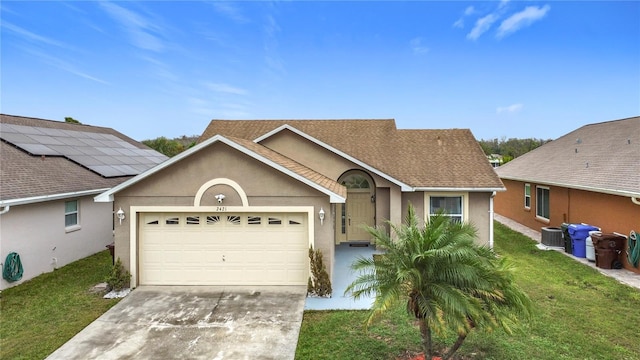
[204,82,248,95]
[2,22,65,47]
[410,37,429,54]
[210,1,249,23]
[467,13,499,41]
[99,1,165,52]
[20,46,109,84]
[464,6,476,16]
[497,5,550,38]
[496,103,524,114]
[453,6,475,29]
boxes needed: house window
[536,186,550,220]
[65,200,79,228]
[524,183,531,209]
[430,196,463,223]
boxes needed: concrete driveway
[46,286,307,360]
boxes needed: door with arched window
[336,171,375,244]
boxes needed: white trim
[255,124,414,192]
[1,188,110,207]
[499,175,640,198]
[489,191,496,250]
[413,187,506,192]
[193,178,249,206]
[95,135,346,203]
[129,205,314,288]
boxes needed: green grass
[0,250,120,360]
[296,222,640,360]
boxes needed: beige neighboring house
[96,119,504,289]
[0,114,167,290]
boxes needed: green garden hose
[628,231,640,268]
[3,252,24,282]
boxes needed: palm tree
[345,204,532,360]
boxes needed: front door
[346,191,374,241]
[336,171,375,244]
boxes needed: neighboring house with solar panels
[0,114,167,289]
[494,116,640,274]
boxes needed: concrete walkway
[495,214,640,291]
[305,243,382,310]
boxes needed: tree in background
[142,135,198,157]
[478,137,551,164]
[346,205,532,360]
[64,117,81,124]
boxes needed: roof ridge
[0,113,116,132]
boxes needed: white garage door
[139,212,310,286]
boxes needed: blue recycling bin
[568,224,600,258]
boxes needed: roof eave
[499,175,640,198]
[95,135,226,202]
[2,188,112,207]
[412,187,506,192]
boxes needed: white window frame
[524,183,531,209]
[535,186,550,220]
[425,192,468,224]
[65,199,81,232]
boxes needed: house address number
[216,206,227,212]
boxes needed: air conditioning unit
[541,227,564,247]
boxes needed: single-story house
[95,119,505,288]
[494,116,640,273]
[0,114,167,289]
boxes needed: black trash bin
[561,223,571,253]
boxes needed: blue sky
[1,1,638,141]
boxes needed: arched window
[341,174,370,189]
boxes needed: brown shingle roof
[496,116,640,196]
[0,114,161,202]
[227,136,346,199]
[200,119,504,190]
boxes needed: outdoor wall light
[215,194,226,204]
[319,207,325,226]
[116,207,125,225]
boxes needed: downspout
[0,206,10,215]
[632,197,640,206]
[489,192,496,250]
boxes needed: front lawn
[0,250,120,360]
[296,222,640,360]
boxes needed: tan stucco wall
[113,142,335,281]
[468,192,491,247]
[402,192,425,227]
[1,196,113,290]
[495,179,640,273]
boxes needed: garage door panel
[140,212,309,286]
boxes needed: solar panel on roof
[15,143,60,156]
[0,123,167,178]
[1,132,37,144]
